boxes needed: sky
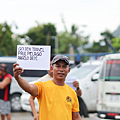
[0,0,120,42]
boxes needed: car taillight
[107,113,118,116]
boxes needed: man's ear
[68,67,71,73]
[50,65,53,72]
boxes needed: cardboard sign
[65,76,77,90]
[17,45,51,70]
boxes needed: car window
[68,64,98,79]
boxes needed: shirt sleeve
[4,74,12,81]
[72,91,80,112]
[34,81,43,98]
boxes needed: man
[73,81,82,116]
[30,55,82,120]
[0,64,12,120]
[29,55,55,120]
[13,55,82,120]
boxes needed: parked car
[21,59,102,117]
[0,56,47,112]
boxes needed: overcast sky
[0,0,120,42]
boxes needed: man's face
[47,61,53,77]
[52,60,70,80]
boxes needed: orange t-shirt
[34,80,79,120]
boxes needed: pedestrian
[13,54,82,120]
[73,81,82,116]
[0,64,12,120]
[29,55,55,120]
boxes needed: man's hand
[13,63,23,80]
[73,81,82,96]
[72,112,82,120]
[29,95,39,120]
[34,113,39,120]
[73,81,79,88]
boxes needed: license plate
[110,95,119,102]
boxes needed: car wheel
[10,94,22,112]
[79,97,89,117]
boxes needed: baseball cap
[52,55,69,65]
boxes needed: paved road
[10,112,109,120]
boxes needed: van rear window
[0,62,47,77]
[105,59,120,81]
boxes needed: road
[10,112,109,120]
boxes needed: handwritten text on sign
[17,45,51,70]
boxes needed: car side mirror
[91,73,99,81]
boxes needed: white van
[0,56,47,112]
[97,53,120,119]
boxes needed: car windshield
[105,59,120,81]
[67,64,98,79]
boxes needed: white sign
[17,45,51,70]
[65,76,77,90]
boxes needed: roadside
[11,112,33,120]
[11,112,100,120]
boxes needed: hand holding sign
[65,76,77,90]
[17,45,51,70]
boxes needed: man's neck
[52,79,65,86]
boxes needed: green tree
[100,30,115,52]
[101,30,115,40]
[58,24,89,54]
[86,41,109,53]
[111,37,120,52]
[0,22,21,56]
[23,23,57,54]
[86,30,116,53]
[58,31,79,54]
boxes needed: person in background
[73,81,82,97]
[73,81,82,116]
[29,55,55,120]
[0,64,12,120]
[13,54,82,120]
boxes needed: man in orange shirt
[13,55,82,120]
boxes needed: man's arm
[73,81,82,96]
[29,96,39,120]
[0,77,11,89]
[75,88,82,97]
[13,63,38,96]
[72,112,82,120]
